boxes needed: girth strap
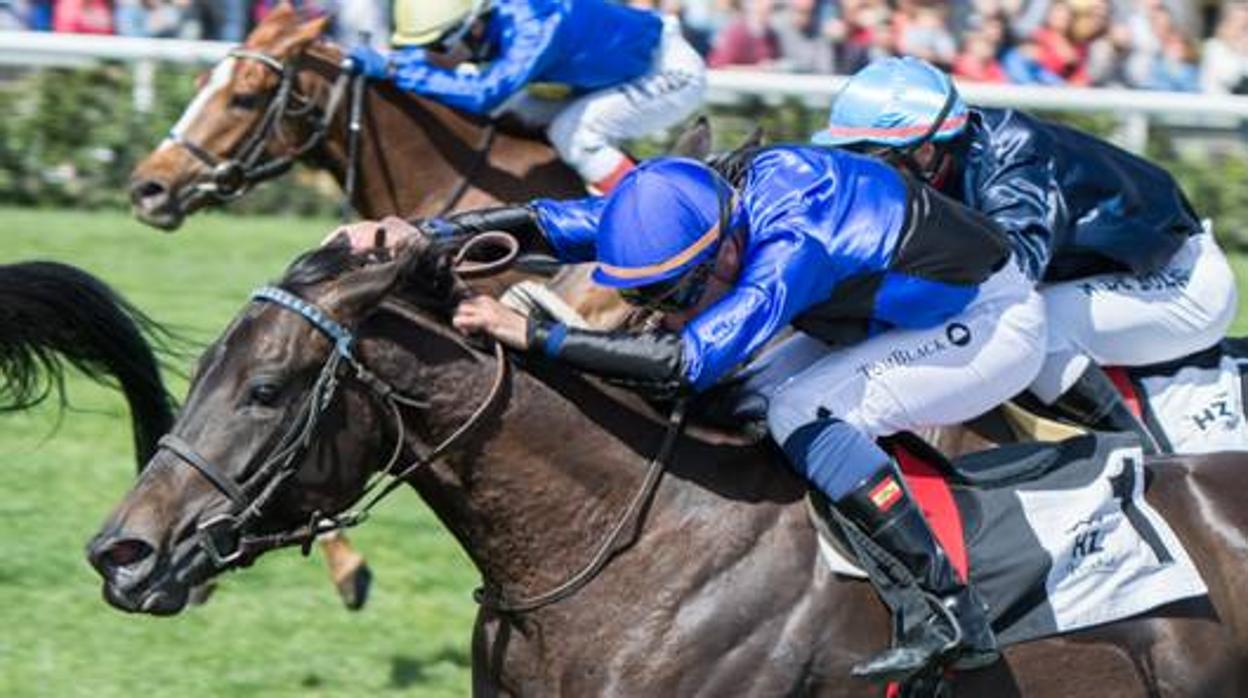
[158,434,246,508]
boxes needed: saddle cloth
[816,433,1207,646]
[1122,338,1248,454]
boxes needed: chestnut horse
[89,240,1248,696]
[128,4,584,231]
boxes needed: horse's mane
[279,236,466,312]
[278,242,377,293]
[708,145,765,189]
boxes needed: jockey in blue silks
[432,148,1047,682]
[813,57,1238,453]
[346,0,706,193]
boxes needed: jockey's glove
[348,46,392,80]
[423,206,554,257]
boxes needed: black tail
[0,261,177,471]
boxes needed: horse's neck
[307,51,584,218]
[366,324,752,592]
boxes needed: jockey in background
[346,0,706,193]
[384,148,1048,682]
[814,57,1238,453]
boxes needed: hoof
[335,562,372,611]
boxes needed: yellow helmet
[392,0,490,48]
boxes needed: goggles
[619,262,714,314]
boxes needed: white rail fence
[3,31,1247,152]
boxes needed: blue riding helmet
[592,157,733,290]
[812,57,969,150]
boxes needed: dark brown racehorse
[88,239,1248,696]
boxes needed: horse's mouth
[95,535,214,616]
[132,203,186,232]
[102,576,191,616]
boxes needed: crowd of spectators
[0,0,390,47]
[644,0,1248,94]
[0,0,1245,94]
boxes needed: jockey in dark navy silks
[346,0,706,193]
[814,57,1238,453]
[423,148,1047,683]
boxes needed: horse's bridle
[158,239,683,614]
[167,46,499,219]
[168,48,357,203]
[157,283,506,585]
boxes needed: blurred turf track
[0,207,476,698]
[2,207,1248,698]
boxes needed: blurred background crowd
[0,0,1245,93]
[671,0,1248,93]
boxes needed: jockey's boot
[1049,365,1160,455]
[834,465,1000,683]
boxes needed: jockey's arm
[429,195,606,260]
[388,4,561,115]
[525,231,829,393]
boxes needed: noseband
[168,48,358,202]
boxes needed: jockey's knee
[1192,236,1238,338]
[772,414,890,501]
[547,118,624,183]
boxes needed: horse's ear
[271,13,330,55]
[742,126,765,150]
[671,115,712,160]
[260,1,296,28]
[323,256,408,322]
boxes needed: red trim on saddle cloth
[891,444,969,583]
[1103,366,1143,419]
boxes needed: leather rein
[158,236,684,614]
[167,45,497,218]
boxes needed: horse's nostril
[130,180,168,205]
[98,538,155,570]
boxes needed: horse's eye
[248,381,282,407]
[229,93,264,111]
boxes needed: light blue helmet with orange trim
[811,57,969,149]
[592,157,732,290]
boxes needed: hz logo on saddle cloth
[818,435,1207,646]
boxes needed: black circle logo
[946,323,971,347]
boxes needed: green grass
[4,206,1248,698]
[0,208,477,698]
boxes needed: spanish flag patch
[869,476,903,512]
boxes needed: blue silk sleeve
[680,229,835,391]
[389,3,561,115]
[530,196,606,263]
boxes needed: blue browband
[252,286,355,359]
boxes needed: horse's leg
[319,531,372,611]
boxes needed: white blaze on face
[160,57,238,150]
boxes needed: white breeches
[503,18,706,183]
[765,260,1047,443]
[1029,229,1238,403]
